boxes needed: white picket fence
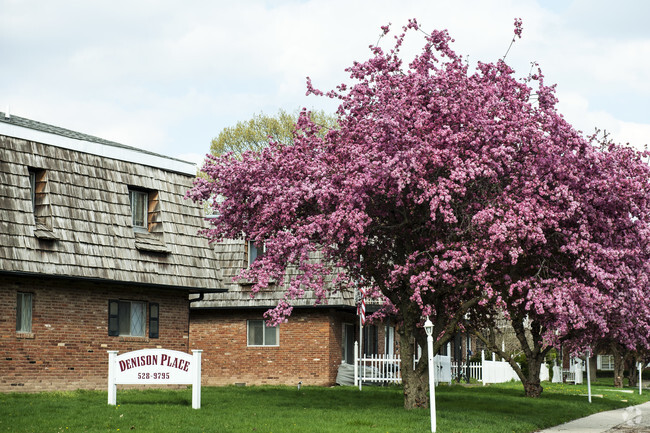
[355,352,402,384]
[353,344,535,386]
[451,361,483,382]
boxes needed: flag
[357,288,366,325]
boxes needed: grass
[0,382,648,433]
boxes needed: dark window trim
[149,302,159,339]
[108,299,119,336]
[108,299,146,337]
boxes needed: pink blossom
[188,20,650,371]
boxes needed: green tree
[210,109,337,156]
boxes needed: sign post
[108,350,118,406]
[107,348,202,409]
[191,350,202,409]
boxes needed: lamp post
[424,317,436,433]
[585,349,591,403]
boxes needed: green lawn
[0,382,647,433]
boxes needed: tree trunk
[627,356,639,388]
[611,343,625,388]
[522,355,544,398]
[398,325,429,409]
[506,316,547,397]
[473,325,546,397]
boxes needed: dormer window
[248,241,265,267]
[129,186,169,253]
[129,189,148,232]
[28,167,58,240]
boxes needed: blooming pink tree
[188,20,650,405]
[471,132,650,396]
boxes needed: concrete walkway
[537,401,650,433]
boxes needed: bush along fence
[353,345,554,387]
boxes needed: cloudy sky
[1,0,649,167]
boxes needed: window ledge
[134,232,170,254]
[16,332,35,339]
[34,223,59,241]
[118,336,149,343]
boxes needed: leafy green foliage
[209,109,337,157]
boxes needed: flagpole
[357,287,365,391]
[359,311,363,391]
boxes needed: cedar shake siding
[0,113,224,392]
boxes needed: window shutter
[108,300,119,336]
[149,303,159,339]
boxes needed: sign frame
[107,349,202,409]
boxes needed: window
[342,323,355,364]
[363,325,378,356]
[247,241,265,266]
[28,167,57,239]
[598,355,615,371]
[108,300,147,337]
[385,325,395,357]
[16,293,32,333]
[129,189,148,231]
[247,319,278,346]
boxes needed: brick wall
[0,275,189,392]
[190,308,356,386]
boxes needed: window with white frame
[108,300,147,337]
[129,189,149,231]
[247,241,265,266]
[247,319,278,346]
[385,325,395,358]
[342,323,355,364]
[16,292,32,333]
[597,354,615,371]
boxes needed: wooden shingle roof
[0,113,223,291]
[191,238,356,309]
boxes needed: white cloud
[1,0,649,161]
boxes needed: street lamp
[424,316,436,433]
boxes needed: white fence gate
[434,355,452,385]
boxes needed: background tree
[189,19,650,407]
[210,109,337,156]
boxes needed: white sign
[108,349,202,409]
